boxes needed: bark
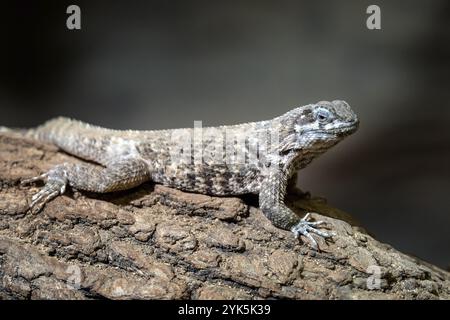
[0,133,448,300]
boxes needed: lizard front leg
[259,167,333,250]
[22,156,151,213]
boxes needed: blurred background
[1,0,449,268]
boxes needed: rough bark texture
[0,133,448,300]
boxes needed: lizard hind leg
[22,156,151,213]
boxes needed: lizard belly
[151,163,261,195]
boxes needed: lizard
[4,100,359,249]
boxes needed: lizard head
[277,100,359,153]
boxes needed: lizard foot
[291,213,334,250]
[21,166,68,213]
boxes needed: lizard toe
[25,167,69,213]
[291,215,334,250]
[29,180,66,213]
[21,173,48,185]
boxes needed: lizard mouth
[332,120,359,136]
[336,123,358,136]
[311,123,358,140]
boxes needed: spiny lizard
[5,100,359,249]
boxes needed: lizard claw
[21,173,48,185]
[22,168,68,213]
[291,213,334,250]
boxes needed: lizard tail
[1,117,71,142]
[0,126,29,135]
[0,125,47,140]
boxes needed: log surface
[0,133,448,299]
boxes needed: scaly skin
[19,100,359,249]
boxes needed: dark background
[1,0,449,268]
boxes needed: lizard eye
[315,108,332,123]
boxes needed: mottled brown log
[0,133,448,299]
